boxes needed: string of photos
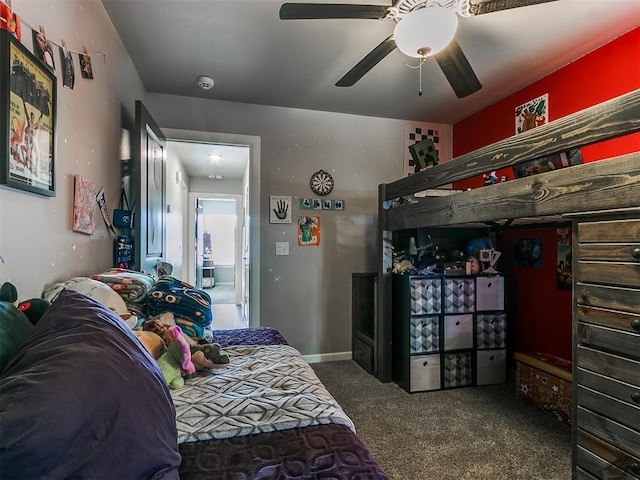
[0,0,106,89]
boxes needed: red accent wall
[496,229,573,360]
[452,28,640,360]
[453,28,640,189]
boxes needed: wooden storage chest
[515,351,573,424]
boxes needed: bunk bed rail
[382,89,640,201]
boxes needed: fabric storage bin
[444,278,475,313]
[443,314,473,350]
[443,351,473,388]
[410,277,442,315]
[410,354,441,392]
[476,313,507,349]
[476,349,506,385]
[476,276,504,311]
[409,316,439,354]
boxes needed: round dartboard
[309,169,334,196]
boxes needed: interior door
[194,199,204,289]
[241,187,250,322]
[133,100,166,276]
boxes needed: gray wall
[146,94,451,357]
[0,1,146,299]
[0,0,453,360]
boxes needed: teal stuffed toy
[0,281,51,325]
[156,326,195,389]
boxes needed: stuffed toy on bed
[0,281,50,325]
[187,343,230,378]
[156,325,195,389]
[146,276,212,340]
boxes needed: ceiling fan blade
[279,3,390,20]
[336,36,397,87]
[434,39,482,98]
[467,0,559,16]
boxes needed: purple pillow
[0,289,181,479]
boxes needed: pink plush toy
[156,326,195,389]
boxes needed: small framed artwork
[512,238,542,268]
[312,198,322,210]
[270,195,292,223]
[1,30,56,196]
[72,174,96,235]
[298,216,320,246]
[322,199,332,210]
[515,94,548,134]
[333,200,345,211]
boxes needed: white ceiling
[103,0,639,177]
[166,141,250,179]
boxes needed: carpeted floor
[312,360,572,480]
[207,284,236,304]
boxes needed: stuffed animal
[156,325,195,389]
[0,282,50,325]
[143,313,198,346]
[134,330,166,359]
[0,282,18,305]
[189,343,230,372]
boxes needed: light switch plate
[275,242,289,256]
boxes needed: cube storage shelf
[392,273,506,393]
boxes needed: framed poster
[1,30,56,196]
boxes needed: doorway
[195,195,246,329]
[163,128,261,328]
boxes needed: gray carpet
[207,284,236,304]
[312,360,572,480]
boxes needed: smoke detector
[197,76,215,90]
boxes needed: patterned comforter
[176,327,388,480]
[172,344,355,444]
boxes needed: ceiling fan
[279,0,559,97]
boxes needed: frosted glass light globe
[394,6,459,58]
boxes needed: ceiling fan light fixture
[394,6,458,58]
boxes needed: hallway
[207,284,246,330]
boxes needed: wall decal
[515,94,548,134]
[270,195,291,223]
[298,216,319,246]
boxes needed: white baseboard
[303,351,352,364]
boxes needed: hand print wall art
[270,196,292,224]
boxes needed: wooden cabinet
[572,213,640,479]
[392,273,506,393]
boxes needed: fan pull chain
[418,60,423,96]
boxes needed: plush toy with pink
[156,326,195,389]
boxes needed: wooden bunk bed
[375,89,640,479]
